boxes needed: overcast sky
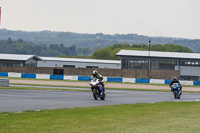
[0,0,200,39]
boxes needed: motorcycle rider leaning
[169,77,182,93]
[92,70,105,94]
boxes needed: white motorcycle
[89,78,106,100]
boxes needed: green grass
[0,102,200,133]
[0,86,89,92]
[8,83,199,93]
[1,84,173,92]
[0,83,197,93]
[10,83,89,88]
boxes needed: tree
[90,43,194,60]
[8,37,12,44]
[91,47,112,59]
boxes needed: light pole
[148,40,151,78]
[0,7,1,26]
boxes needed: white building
[0,53,41,67]
[38,57,121,69]
[116,50,200,80]
[0,53,121,69]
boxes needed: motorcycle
[171,83,181,99]
[89,78,106,100]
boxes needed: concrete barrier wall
[0,72,199,86]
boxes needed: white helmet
[92,70,98,76]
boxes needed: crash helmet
[92,70,98,77]
[173,77,177,82]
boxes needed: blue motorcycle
[171,83,181,99]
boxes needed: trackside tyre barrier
[0,72,8,77]
[107,77,123,82]
[78,76,91,81]
[21,73,36,79]
[8,72,21,78]
[150,79,165,84]
[165,80,171,84]
[36,74,50,79]
[135,78,150,83]
[64,76,78,81]
[0,72,200,85]
[50,75,64,80]
[122,78,135,83]
[193,81,200,85]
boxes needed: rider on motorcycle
[169,77,182,93]
[92,70,105,94]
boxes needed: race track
[0,87,199,112]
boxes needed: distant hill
[0,28,200,52]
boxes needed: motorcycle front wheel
[93,89,98,100]
[100,92,105,100]
[174,91,178,99]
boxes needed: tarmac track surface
[0,87,200,112]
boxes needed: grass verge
[0,102,200,133]
[4,83,171,92]
[0,86,89,92]
[9,83,200,93]
[10,83,89,88]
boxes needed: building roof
[116,50,200,60]
[0,53,120,64]
[0,53,41,61]
[40,57,121,64]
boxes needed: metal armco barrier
[0,79,9,87]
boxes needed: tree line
[91,43,193,60]
[0,38,92,56]
[0,38,193,59]
[1,28,200,52]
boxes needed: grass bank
[0,102,199,133]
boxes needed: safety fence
[0,72,198,86]
[0,78,9,87]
